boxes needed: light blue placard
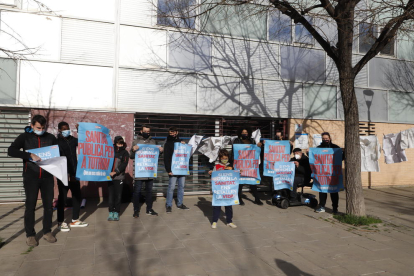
[233,144,261,185]
[27,145,60,161]
[309,148,344,193]
[212,170,240,206]
[273,162,296,191]
[76,122,114,182]
[263,140,291,176]
[135,144,160,178]
[171,143,192,175]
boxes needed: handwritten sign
[263,140,291,176]
[171,143,192,175]
[76,123,114,181]
[273,162,295,191]
[212,170,240,206]
[27,145,60,161]
[135,144,159,178]
[309,148,344,193]
[233,144,261,185]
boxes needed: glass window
[359,23,376,53]
[378,28,395,56]
[157,0,196,29]
[200,1,267,40]
[269,10,291,43]
[397,33,414,61]
[389,91,414,123]
[304,84,337,119]
[295,16,313,44]
[0,58,17,104]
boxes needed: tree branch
[319,0,335,18]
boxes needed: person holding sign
[56,122,88,232]
[164,127,190,213]
[208,149,238,229]
[314,132,344,214]
[130,125,163,218]
[8,115,58,246]
[232,126,263,206]
[108,136,129,221]
[289,148,312,201]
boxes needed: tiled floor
[1,187,414,275]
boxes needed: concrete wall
[289,119,414,187]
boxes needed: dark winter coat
[130,133,159,180]
[164,135,182,174]
[58,135,78,176]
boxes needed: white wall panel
[21,0,116,22]
[197,76,240,115]
[353,54,368,87]
[120,0,154,27]
[61,19,114,65]
[19,61,113,109]
[0,11,61,60]
[118,69,197,113]
[119,26,166,69]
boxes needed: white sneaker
[70,220,89,227]
[315,206,326,213]
[211,222,217,229]
[227,223,238,229]
[58,222,70,232]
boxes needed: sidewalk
[0,187,413,276]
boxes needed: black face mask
[322,140,330,146]
[275,135,281,140]
[241,134,248,140]
[142,132,150,139]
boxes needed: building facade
[0,0,413,201]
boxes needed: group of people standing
[8,114,343,246]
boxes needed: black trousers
[319,192,339,209]
[212,206,233,223]
[291,176,304,199]
[133,180,154,212]
[23,177,54,237]
[57,179,82,222]
[108,180,123,213]
[238,184,259,200]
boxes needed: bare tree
[153,0,414,216]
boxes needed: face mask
[142,132,150,139]
[322,140,330,145]
[241,134,248,139]
[294,154,301,159]
[220,159,228,165]
[275,135,281,140]
[61,130,70,138]
[33,129,45,136]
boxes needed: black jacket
[58,135,78,176]
[8,130,58,178]
[290,155,312,184]
[317,142,344,160]
[112,146,129,181]
[164,135,182,174]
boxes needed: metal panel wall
[120,0,154,27]
[61,19,114,65]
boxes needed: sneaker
[26,236,38,247]
[108,212,114,221]
[146,209,158,216]
[239,199,245,206]
[133,211,139,218]
[70,220,88,227]
[254,199,263,206]
[333,209,338,215]
[211,222,217,229]
[43,232,57,243]
[113,212,119,221]
[227,223,238,229]
[315,206,326,213]
[166,206,172,213]
[58,222,70,232]
[177,204,190,210]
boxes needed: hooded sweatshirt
[112,136,129,181]
[164,135,182,174]
[57,134,78,177]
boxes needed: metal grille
[134,113,288,195]
[0,109,30,202]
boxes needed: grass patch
[333,214,382,226]
[21,246,34,255]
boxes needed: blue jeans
[166,176,185,207]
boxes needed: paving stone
[129,257,171,276]
[125,243,160,260]
[15,259,59,276]
[192,252,237,272]
[157,248,196,266]
[24,244,63,262]
[183,239,218,254]
[95,238,125,255]
[59,248,94,267]
[166,263,208,276]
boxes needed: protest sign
[273,162,295,191]
[135,144,159,178]
[37,157,68,186]
[27,145,60,161]
[233,144,261,184]
[171,143,192,175]
[313,134,322,147]
[212,170,240,206]
[76,123,114,181]
[309,148,344,193]
[263,140,291,176]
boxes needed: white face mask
[61,130,70,137]
[294,154,301,160]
